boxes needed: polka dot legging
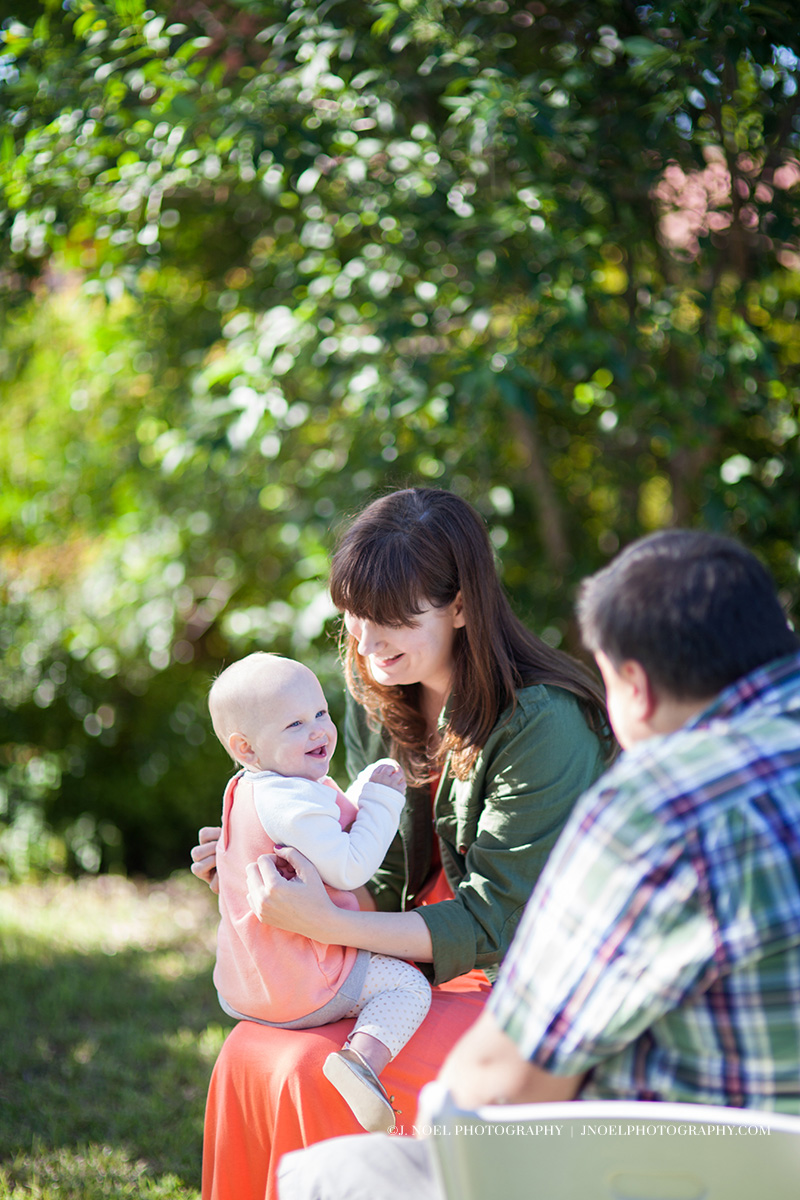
[340,953,432,1059]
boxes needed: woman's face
[343,599,465,695]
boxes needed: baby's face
[247,670,338,781]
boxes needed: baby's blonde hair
[208,652,315,762]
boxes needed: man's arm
[438,1006,585,1109]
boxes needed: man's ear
[229,731,257,765]
[617,659,659,722]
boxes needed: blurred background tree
[1,0,799,877]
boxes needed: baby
[208,652,431,1132]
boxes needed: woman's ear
[229,731,257,766]
[452,591,467,628]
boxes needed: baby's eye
[316,709,328,719]
[286,719,302,729]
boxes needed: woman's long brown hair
[329,487,610,784]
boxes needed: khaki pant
[277,1133,440,1200]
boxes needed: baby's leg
[323,955,432,1133]
[347,953,431,1065]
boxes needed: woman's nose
[356,622,382,655]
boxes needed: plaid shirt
[489,652,800,1112]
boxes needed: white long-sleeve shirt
[250,759,405,892]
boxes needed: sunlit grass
[0,875,233,1199]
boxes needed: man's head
[577,530,799,748]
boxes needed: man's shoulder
[591,706,800,831]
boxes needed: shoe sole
[323,1053,396,1133]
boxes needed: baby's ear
[229,732,256,765]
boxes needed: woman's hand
[190,825,221,893]
[245,846,335,937]
[246,846,434,960]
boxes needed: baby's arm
[254,771,405,893]
[365,760,406,793]
[345,757,407,802]
[339,762,404,831]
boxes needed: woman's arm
[338,686,604,979]
[418,688,606,984]
[245,846,434,960]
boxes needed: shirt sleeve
[486,771,717,1076]
[417,688,606,985]
[253,774,405,892]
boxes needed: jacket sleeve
[417,688,606,985]
[253,774,404,892]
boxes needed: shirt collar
[685,650,800,730]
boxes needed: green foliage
[1,0,800,874]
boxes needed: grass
[0,874,235,1199]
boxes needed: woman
[192,487,610,1200]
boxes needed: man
[278,529,800,1199]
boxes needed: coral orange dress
[201,868,490,1200]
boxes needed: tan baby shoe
[323,1047,396,1133]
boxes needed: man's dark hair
[577,529,799,700]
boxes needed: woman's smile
[373,651,404,669]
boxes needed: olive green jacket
[344,685,607,986]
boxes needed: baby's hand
[272,845,298,881]
[369,760,406,793]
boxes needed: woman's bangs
[330,543,428,627]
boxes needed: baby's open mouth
[307,746,328,757]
